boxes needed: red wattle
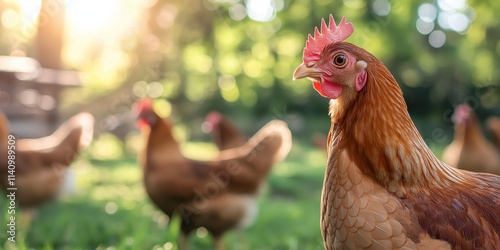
[313,80,342,99]
[313,82,325,97]
[136,119,149,128]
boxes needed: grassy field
[1,140,329,250]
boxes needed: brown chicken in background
[442,104,500,175]
[293,15,500,249]
[134,99,292,250]
[204,112,246,150]
[0,111,94,224]
[487,116,500,150]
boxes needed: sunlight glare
[246,0,275,22]
[1,9,19,28]
[66,0,121,34]
[18,0,42,22]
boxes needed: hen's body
[293,17,500,249]
[323,90,500,248]
[487,116,500,150]
[0,112,93,207]
[205,112,246,150]
[137,104,291,249]
[442,105,500,175]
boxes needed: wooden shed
[0,56,81,138]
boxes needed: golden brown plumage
[442,104,500,175]
[0,111,94,213]
[134,100,292,250]
[204,112,246,150]
[293,15,500,249]
[487,116,500,150]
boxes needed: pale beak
[293,62,323,81]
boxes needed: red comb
[303,15,354,62]
[133,98,154,128]
[206,112,221,126]
[452,104,472,124]
[133,98,153,114]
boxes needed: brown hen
[442,104,500,175]
[134,100,292,250]
[204,112,246,150]
[293,15,500,249]
[0,112,94,225]
[487,116,500,150]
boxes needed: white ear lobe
[355,60,367,71]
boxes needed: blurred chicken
[204,112,246,150]
[134,100,291,250]
[293,15,500,249]
[487,116,500,150]
[0,112,94,223]
[442,104,500,175]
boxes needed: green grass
[0,140,327,250]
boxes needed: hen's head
[293,15,368,101]
[132,98,158,128]
[452,104,473,125]
[203,112,221,133]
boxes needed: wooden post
[35,0,65,69]
[34,0,67,125]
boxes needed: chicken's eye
[332,54,348,68]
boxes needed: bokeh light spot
[429,30,446,48]
[1,9,19,28]
[229,3,246,21]
[163,242,173,250]
[153,99,172,118]
[437,11,452,30]
[372,0,391,16]
[418,3,438,22]
[416,18,434,35]
[448,13,469,32]
[196,227,208,238]
[18,89,39,107]
[105,202,118,214]
[156,4,177,29]
[218,75,236,90]
[438,0,467,11]
[147,82,164,98]
[246,0,275,22]
[221,84,239,103]
[39,95,56,110]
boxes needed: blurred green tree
[1,0,499,140]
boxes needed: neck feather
[328,55,463,194]
[454,117,487,146]
[141,114,182,170]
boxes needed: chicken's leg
[214,236,225,250]
[178,233,187,250]
[20,208,37,230]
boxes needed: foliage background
[2,0,500,145]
